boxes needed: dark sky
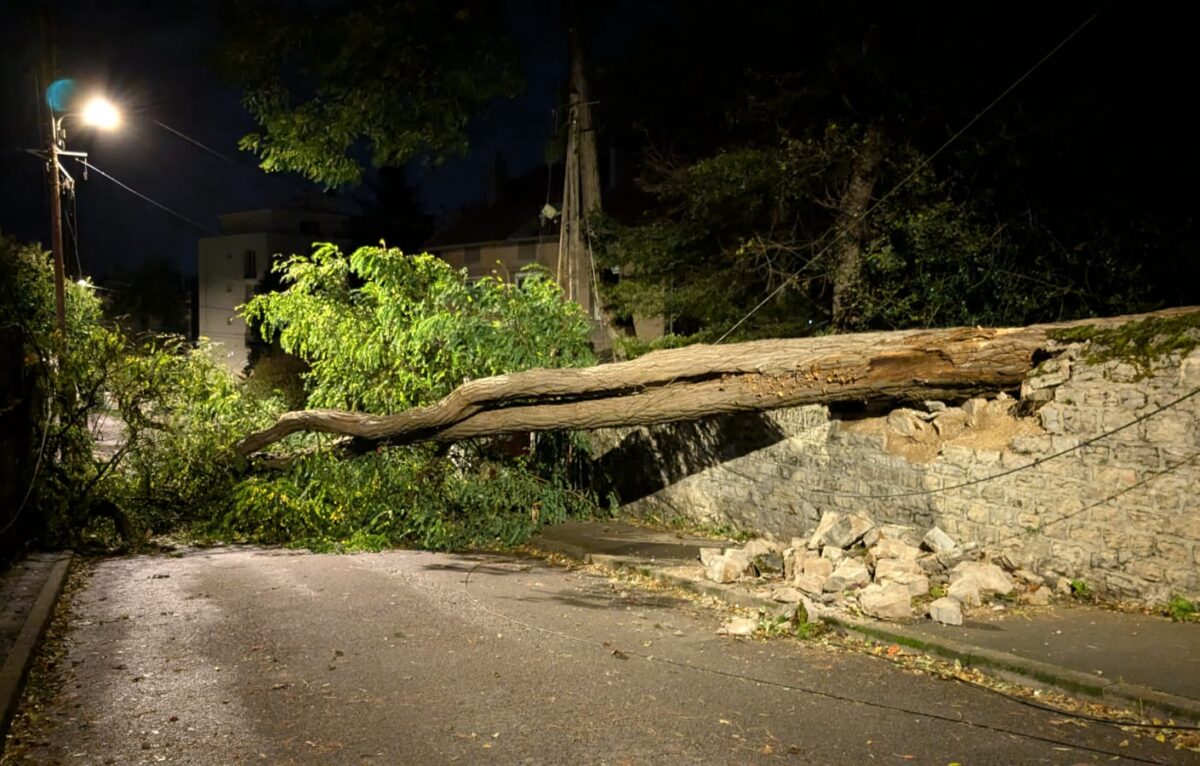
[2,1,1197,306]
[1,2,306,279]
[0,0,628,279]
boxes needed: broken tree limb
[234,307,1199,457]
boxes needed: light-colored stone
[771,586,804,603]
[888,409,936,441]
[824,558,871,592]
[783,548,797,582]
[932,408,969,440]
[961,397,989,426]
[607,343,1199,608]
[858,583,914,620]
[810,511,874,550]
[1019,586,1053,606]
[948,578,982,607]
[878,524,920,547]
[929,597,964,625]
[950,561,1014,596]
[699,547,724,566]
[874,557,923,580]
[821,546,845,562]
[743,538,781,559]
[878,570,930,598]
[923,526,958,554]
[803,557,834,579]
[1013,569,1045,586]
[793,573,827,595]
[719,617,758,636]
[800,596,828,622]
[1055,576,1073,597]
[807,512,843,550]
[862,527,882,548]
[917,554,945,575]
[705,556,744,584]
[868,539,922,566]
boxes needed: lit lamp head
[80,97,120,130]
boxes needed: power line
[616,9,1102,441]
[75,158,214,234]
[799,385,1200,500]
[153,120,236,164]
[712,12,1099,344]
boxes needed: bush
[220,445,595,552]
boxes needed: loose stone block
[824,558,870,592]
[858,583,913,620]
[929,597,964,626]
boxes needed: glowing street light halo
[80,96,121,130]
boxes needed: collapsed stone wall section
[594,344,1200,605]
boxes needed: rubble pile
[700,511,1056,625]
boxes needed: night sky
[0,0,621,279]
[1,2,1198,308]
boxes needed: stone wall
[592,345,1200,604]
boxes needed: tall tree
[589,3,1191,340]
[219,0,520,188]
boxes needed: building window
[517,241,536,264]
[299,220,321,236]
[464,246,482,265]
[243,250,258,279]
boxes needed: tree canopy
[220,0,520,187]
[587,3,1196,340]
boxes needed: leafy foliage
[594,123,1152,342]
[221,445,593,552]
[220,0,519,187]
[229,244,602,550]
[244,244,596,413]
[1,235,280,548]
[98,337,282,533]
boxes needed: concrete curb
[824,615,1200,723]
[533,540,1200,724]
[0,552,72,754]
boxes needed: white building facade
[197,208,348,373]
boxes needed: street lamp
[47,93,121,335]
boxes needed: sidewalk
[530,520,1200,723]
[0,552,72,754]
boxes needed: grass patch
[1165,595,1198,623]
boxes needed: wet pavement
[3,547,1193,764]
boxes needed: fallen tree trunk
[235,307,1198,458]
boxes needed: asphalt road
[4,548,1194,765]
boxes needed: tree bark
[831,123,886,331]
[234,307,1197,458]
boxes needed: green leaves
[243,244,595,414]
[221,1,520,187]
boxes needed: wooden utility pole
[557,10,615,354]
[41,12,67,337]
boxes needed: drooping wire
[0,349,55,537]
[74,158,214,234]
[797,385,1200,500]
[712,12,1099,344]
[153,120,236,164]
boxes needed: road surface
[3,548,1192,765]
